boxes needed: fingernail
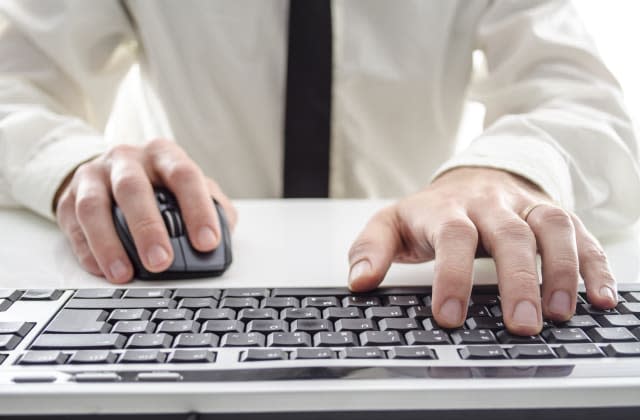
[548,290,571,316]
[440,298,463,326]
[512,300,539,329]
[147,245,170,268]
[109,259,128,281]
[600,286,616,303]
[349,260,371,286]
[198,226,217,248]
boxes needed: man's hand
[55,139,237,283]
[348,167,617,336]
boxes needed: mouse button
[179,236,226,272]
[161,210,178,237]
[172,210,184,237]
[167,237,187,272]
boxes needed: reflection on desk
[0,200,639,289]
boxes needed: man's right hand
[54,139,237,283]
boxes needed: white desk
[1,200,639,289]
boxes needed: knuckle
[145,138,173,153]
[75,193,107,221]
[435,218,477,243]
[68,226,87,248]
[130,217,166,239]
[581,244,608,264]
[535,207,573,229]
[166,161,200,185]
[112,173,146,198]
[105,144,137,161]
[491,219,534,244]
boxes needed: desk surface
[1,200,639,289]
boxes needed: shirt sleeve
[432,0,640,236]
[0,1,137,220]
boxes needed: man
[1,0,638,336]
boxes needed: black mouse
[112,187,232,280]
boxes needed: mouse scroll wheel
[161,210,183,237]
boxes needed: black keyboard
[1,285,640,384]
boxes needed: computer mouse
[112,187,232,280]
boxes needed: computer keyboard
[1,284,639,386]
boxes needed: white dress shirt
[0,0,639,237]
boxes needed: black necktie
[283,0,332,198]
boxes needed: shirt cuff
[431,134,574,210]
[11,134,107,221]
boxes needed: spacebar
[66,298,176,309]
[31,334,127,350]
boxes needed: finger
[206,177,238,232]
[571,214,618,308]
[347,207,402,292]
[525,205,579,321]
[474,211,542,335]
[75,168,133,284]
[430,215,478,328]
[66,215,103,277]
[110,158,173,272]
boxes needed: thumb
[348,208,401,292]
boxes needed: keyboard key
[272,288,350,297]
[508,345,556,359]
[386,295,420,307]
[542,328,591,343]
[467,305,491,317]
[465,317,505,330]
[290,348,336,359]
[220,333,265,347]
[555,343,604,358]
[577,304,618,316]
[246,320,288,333]
[618,302,640,314]
[119,350,166,363]
[174,333,219,348]
[451,329,497,345]
[405,306,432,320]
[340,347,385,359]
[388,346,437,360]
[314,331,357,347]
[126,333,172,349]
[219,297,259,309]
[261,297,299,309]
[240,349,287,362]
[0,299,12,312]
[172,289,221,299]
[496,331,544,344]
[195,308,236,321]
[222,288,269,298]
[31,334,126,350]
[123,288,172,299]
[21,289,63,300]
[335,318,376,332]
[323,307,362,321]
[343,296,381,308]
[238,308,278,321]
[112,321,156,335]
[459,345,507,360]
[19,351,67,365]
[469,295,499,306]
[0,290,22,301]
[282,307,321,321]
[74,289,122,299]
[0,335,22,350]
[558,315,600,329]
[364,307,403,320]
[0,354,5,365]
[169,349,216,363]
[405,330,451,345]
[152,308,194,321]
[597,314,640,328]
[46,309,110,334]
[360,331,403,346]
[68,350,118,364]
[201,320,244,334]
[178,298,217,310]
[67,298,176,310]
[378,318,419,332]
[301,296,339,308]
[587,327,637,342]
[108,308,151,322]
[291,319,332,333]
[267,332,312,347]
[602,342,640,357]
[157,320,200,334]
[0,322,34,337]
